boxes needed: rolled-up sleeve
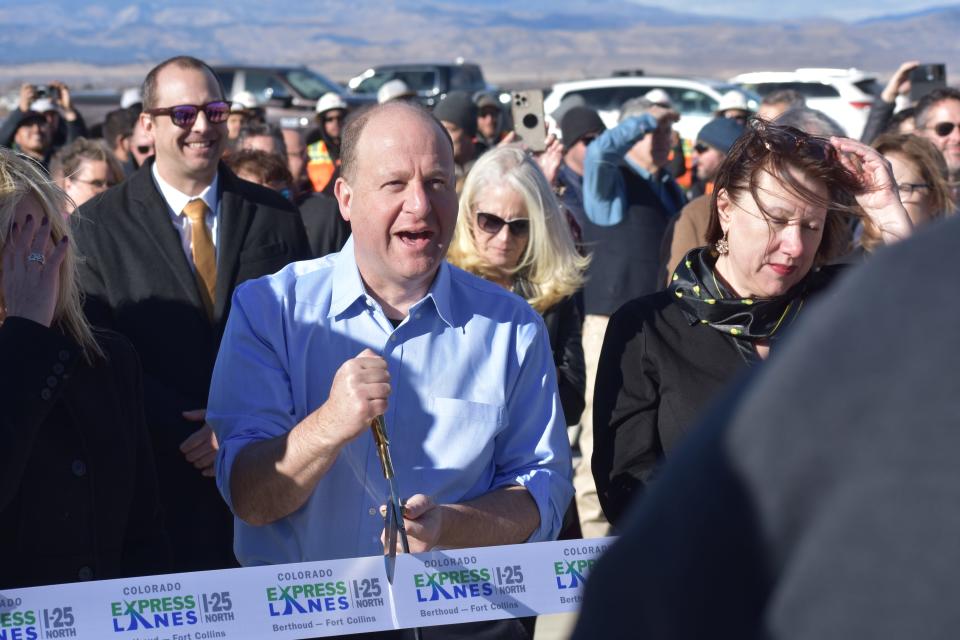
[493,317,574,542]
[207,280,298,514]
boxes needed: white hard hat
[643,88,673,109]
[315,92,348,115]
[716,90,751,114]
[377,79,415,104]
[121,88,142,109]
[230,91,258,112]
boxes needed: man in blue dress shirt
[207,101,572,618]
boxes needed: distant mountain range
[0,1,959,87]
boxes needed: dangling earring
[715,230,729,256]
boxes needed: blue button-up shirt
[583,113,685,225]
[208,238,573,566]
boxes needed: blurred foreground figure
[574,214,960,640]
[0,147,168,588]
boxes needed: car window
[215,71,235,96]
[244,70,290,102]
[356,69,439,95]
[854,79,880,96]
[450,65,484,91]
[740,82,841,99]
[282,69,343,100]
[564,86,717,116]
[564,86,652,111]
[661,88,717,116]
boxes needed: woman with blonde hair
[448,145,590,426]
[0,148,168,587]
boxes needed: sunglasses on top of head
[145,101,230,129]
[475,212,530,236]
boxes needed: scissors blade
[384,498,398,584]
[387,476,411,554]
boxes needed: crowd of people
[1,53,956,638]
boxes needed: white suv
[544,76,759,143]
[730,68,879,138]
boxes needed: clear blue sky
[631,0,956,21]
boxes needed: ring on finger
[27,252,45,265]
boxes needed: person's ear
[140,112,154,136]
[716,188,733,234]
[334,177,352,223]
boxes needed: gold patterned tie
[182,199,216,320]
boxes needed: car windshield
[354,69,439,95]
[566,85,720,117]
[281,69,344,100]
[739,81,841,99]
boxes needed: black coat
[592,291,744,526]
[542,294,586,427]
[0,318,169,589]
[72,161,311,571]
[298,192,351,258]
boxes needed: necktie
[182,199,216,319]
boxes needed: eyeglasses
[136,145,153,155]
[476,212,530,236]
[929,122,960,137]
[71,177,116,189]
[897,182,931,198]
[144,101,230,129]
[323,113,345,123]
[694,143,711,154]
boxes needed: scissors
[371,415,411,584]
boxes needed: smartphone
[510,90,546,153]
[909,64,946,102]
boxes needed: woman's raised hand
[2,214,68,327]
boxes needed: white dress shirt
[151,163,221,264]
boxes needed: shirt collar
[328,237,454,328]
[152,162,220,217]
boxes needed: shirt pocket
[422,398,504,469]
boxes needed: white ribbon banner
[0,537,614,639]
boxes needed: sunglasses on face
[145,101,230,129]
[694,143,711,154]
[930,121,960,137]
[324,114,345,123]
[136,145,152,155]
[476,212,530,236]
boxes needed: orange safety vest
[306,139,339,193]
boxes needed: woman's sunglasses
[145,101,231,129]
[476,212,530,236]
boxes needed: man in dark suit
[72,55,310,572]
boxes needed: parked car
[730,68,879,138]
[213,65,373,129]
[543,75,759,143]
[347,61,491,107]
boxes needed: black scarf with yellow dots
[669,247,832,346]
